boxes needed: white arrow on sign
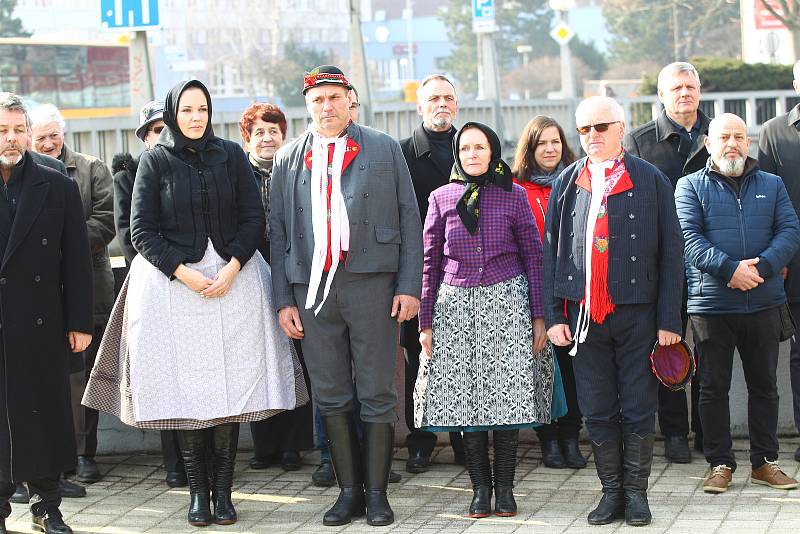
[550,22,574,46]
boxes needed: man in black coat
[0,92,93,534]
[623,61,710,463]
[398,74,464,473]
[758,59,800,464]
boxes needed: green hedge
[638,58,794,94]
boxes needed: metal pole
[558,10,575,99]
[480,31,504,135]
[405,0,415,81]
[128,30,154,114]
[348,0,373,125]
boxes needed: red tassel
[590,247,615,324]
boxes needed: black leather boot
[561,438,587,469]
[623,433,654,526]
[362,422,395,526]
[587,440,625,525]
[541,440,566,468]
[211,423,239,525]
[322,413,365,526]
[177,429,213,527]
[462,431,492,518]
[493,429,519,517]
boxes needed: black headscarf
[158,79,216,153]
[449,122,513,234]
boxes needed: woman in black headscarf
[414,122,565,518]
[83,80,308,527]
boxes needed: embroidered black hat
[303,65,352,94]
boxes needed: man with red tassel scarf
[543,96,684,527]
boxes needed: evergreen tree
[0,0,31,38]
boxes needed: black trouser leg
[160,430,184,473]
[322,413,365,526]
[0,482,12,519]
[211,423,239,525]
[27,476,62,518]
[462,431,492,518]
[362,422,394,526]
[82,324,104,457]
[493,429,519,516]
[177,429,212,526]
[790,304,800,437]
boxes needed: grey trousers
[293,270,399,424]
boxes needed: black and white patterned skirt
[414,274,554,430]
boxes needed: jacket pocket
[375,226,401,244]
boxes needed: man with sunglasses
[544,96,684,526]
[110,101,188,490]
[624,62,711,463]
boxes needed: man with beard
[624,62,711,462]
[398,74,464,473]
[0,92,93,534]
[676,113,800,493]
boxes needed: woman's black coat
[0,153,93,481]
[130,138,265,278]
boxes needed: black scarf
[158,79,216,153]
[449,122,512,234]
[528,160,566,187]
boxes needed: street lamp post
[549,0,576,99]
[516,44,532,100]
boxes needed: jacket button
[298,233,303,239]
[36,318,43,325]
[630,256,637,262]
[296,260,302,265]
[478,267,483,273]
[362,247,367,253]
[301,179,306,185]
[569,231,574,237]
[630,233,636,239]
[41,238,48,245]
[34,275,41,282]
[477,247,481,252]
[298,207,304,212]
[571,211,576,217]
[363,219,368,225]
[363,193,369,198]
[569,253,574,259]
[0,278,5,285]
[629,213,635,219]
[567,275,573,281]
[630,278,636,284]
[628,192,633,197]
[360,164,366,170]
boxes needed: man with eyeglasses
[624,62,711,463]
[110,101,188,490]
[543,96,684,526]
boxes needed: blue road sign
[101,0,159,30]
[472,0,497,33]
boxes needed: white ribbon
[306,127,350,315]
[570,160,614,357]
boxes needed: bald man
[677,113,800,494]
[543,96,684,526]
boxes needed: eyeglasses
[150,125,164,135]
[575,121,619,135]
[349,103,360,110]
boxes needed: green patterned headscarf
[450,122,513,234]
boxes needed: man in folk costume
[543,96,684,527]
[270,66,423,527]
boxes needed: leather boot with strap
[362,422,395,526]
[493,429,519,517]
[211,423,239,525]
[587,440,625,525]
[323,413,365,526]
[462,431,492,518]
[177,429,213,527]
[622,433,655,526]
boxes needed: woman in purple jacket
[415,122,560,518]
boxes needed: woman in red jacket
[512,115,586,469]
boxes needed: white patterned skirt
[83,241,309,430]
[413,274,555,430]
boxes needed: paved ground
[5,436,800,534]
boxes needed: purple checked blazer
[419,182,544,330]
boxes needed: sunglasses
[150,125,164,135]
[575,121,619,135]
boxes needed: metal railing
[64,90,800,167]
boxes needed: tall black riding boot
[177,429,213,527]
[462,431,492,518]
[323,413,365,526]
[362,422,395,526]
[587,440,625,525]
[622,433,654,526]
[211,423,239,525]
[493,429,519,517]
